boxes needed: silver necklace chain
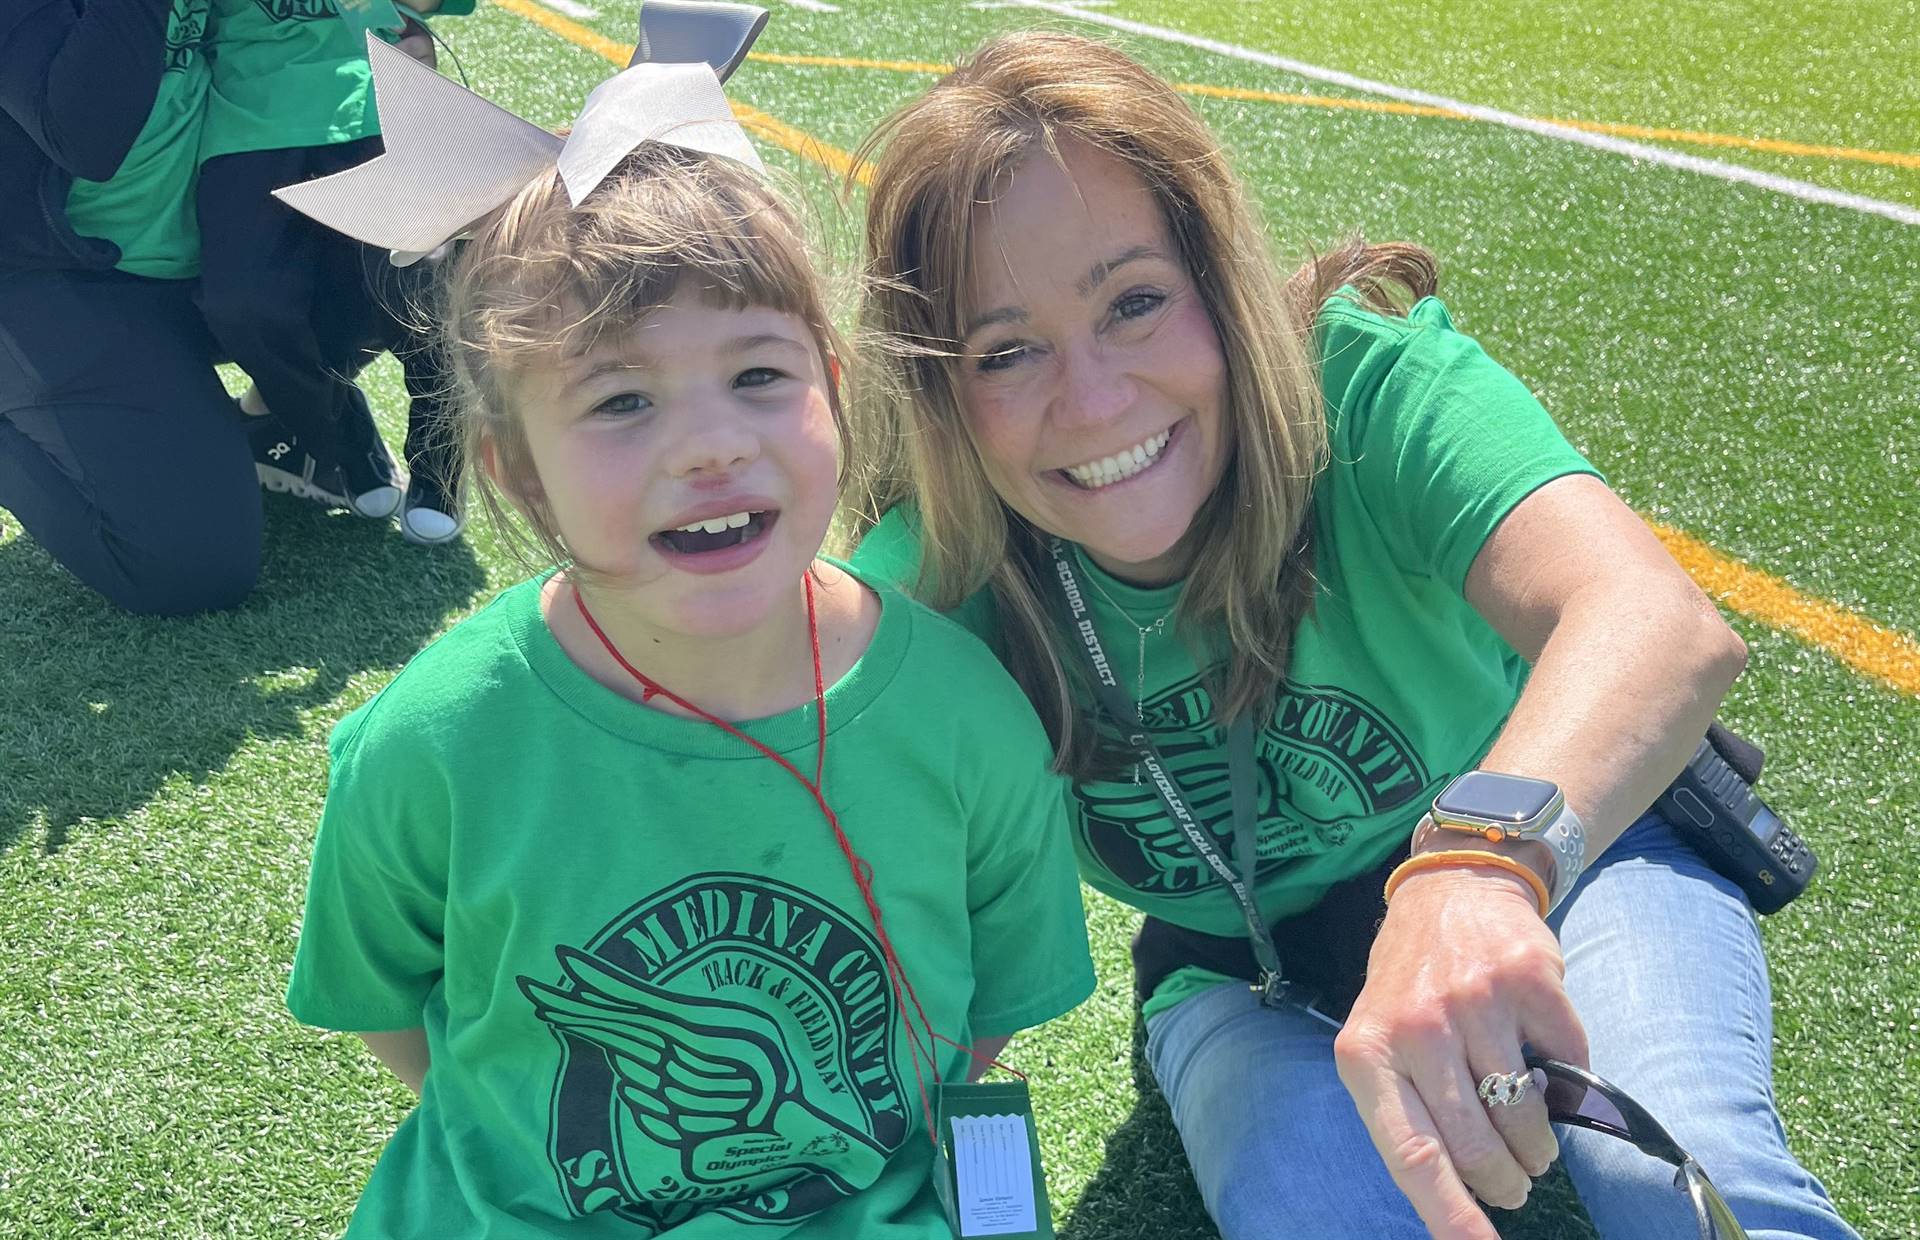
[1077,552,1178,783]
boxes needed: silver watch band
[1538,801,1587,913]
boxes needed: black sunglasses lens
[1543,1073,1630,1133]
[1683,1162,1750,1239]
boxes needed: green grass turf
[1118,0,1920,210]
[2,0,1915,1235]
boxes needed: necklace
[569,574,1006,1145]
[1076,551,1178,783]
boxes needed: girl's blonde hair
[436,143,847,570]
[849,30,1437,778]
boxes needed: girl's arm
[1334,473,1747,1240]
[360,1028,431,1095]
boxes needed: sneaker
[339,435,407,521]
[400,465,463,546]
[248,407,406,520]
[248,410,350,509]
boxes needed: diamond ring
[1477,1069,1534,1108]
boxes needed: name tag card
[933,1080,1053,1240]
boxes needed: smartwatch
[1415,770,1587,914]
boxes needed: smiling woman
[956,148,1231,587]
[847,28,1862,1240]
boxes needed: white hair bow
[273,1,771,265]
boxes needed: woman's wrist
[1386,832,1554,917]
[1410,813,1558,895]
[1386,851,1549,914]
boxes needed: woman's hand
[1333,863,1588,1240]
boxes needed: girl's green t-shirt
[287,566,1095,1237]
[852,293,1603,1019]
[62,0,214,277]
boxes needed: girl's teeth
[676,511,755,534]
[1065,428,1172,489]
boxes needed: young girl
[282,40,1094,1237]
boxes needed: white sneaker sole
[401,505,464,546]
[257,462,348,509]
[257,464,407,521]
[352,484,405,520]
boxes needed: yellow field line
[740,51,1920,173]
[1174,81,1458,119]
[748,50,952,75]
[494,0,1920,699]
[732,102,871,185]
[1651,525,1920,695]
[491,7,1920,172]
[491,0,628,60]
[1548,119,1920,171]
[490,0,873,181]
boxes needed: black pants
[195,139,451,481]
[0,267,261,615]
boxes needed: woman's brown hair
[849,29,1436,778]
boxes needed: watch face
[1434,771,1561,824]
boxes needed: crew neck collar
[505,560,908,758]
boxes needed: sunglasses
[1527,1055,1749,1240]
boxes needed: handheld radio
[1653,734,1815,914]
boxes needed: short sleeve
[850,506,1001,647]
[285,700,449,1032]
[960,708,1096,1040]
[1316,294,1604,592]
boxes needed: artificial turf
[2,1,1913,1235]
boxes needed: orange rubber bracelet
[1384,849,1551,919]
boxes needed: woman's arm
[1458,473,1746,847]
[0,0,178,181]
[1334,473,1746,1240]
[360,1028,431,1095]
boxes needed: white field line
[779,0,841,11]
[528,0,597,18]
[1001,0,1920,227]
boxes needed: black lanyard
[1045,539,1291,1007]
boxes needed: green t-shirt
[62,0,214,277]
[286,566,1095,1238]
[851,293,1602,1020]
[199,0,475,161]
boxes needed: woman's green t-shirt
[851,293,1603,1019]
[199,0,476,162]
[62,0,214,277]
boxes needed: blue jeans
[1143,813,1859,1239]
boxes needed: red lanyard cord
[570,575,1017,1149]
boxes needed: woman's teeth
[673,511,754,534]
[1063,428,1172,489]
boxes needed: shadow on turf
[1059,1012,1598,1240]
[0,496,488,852]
